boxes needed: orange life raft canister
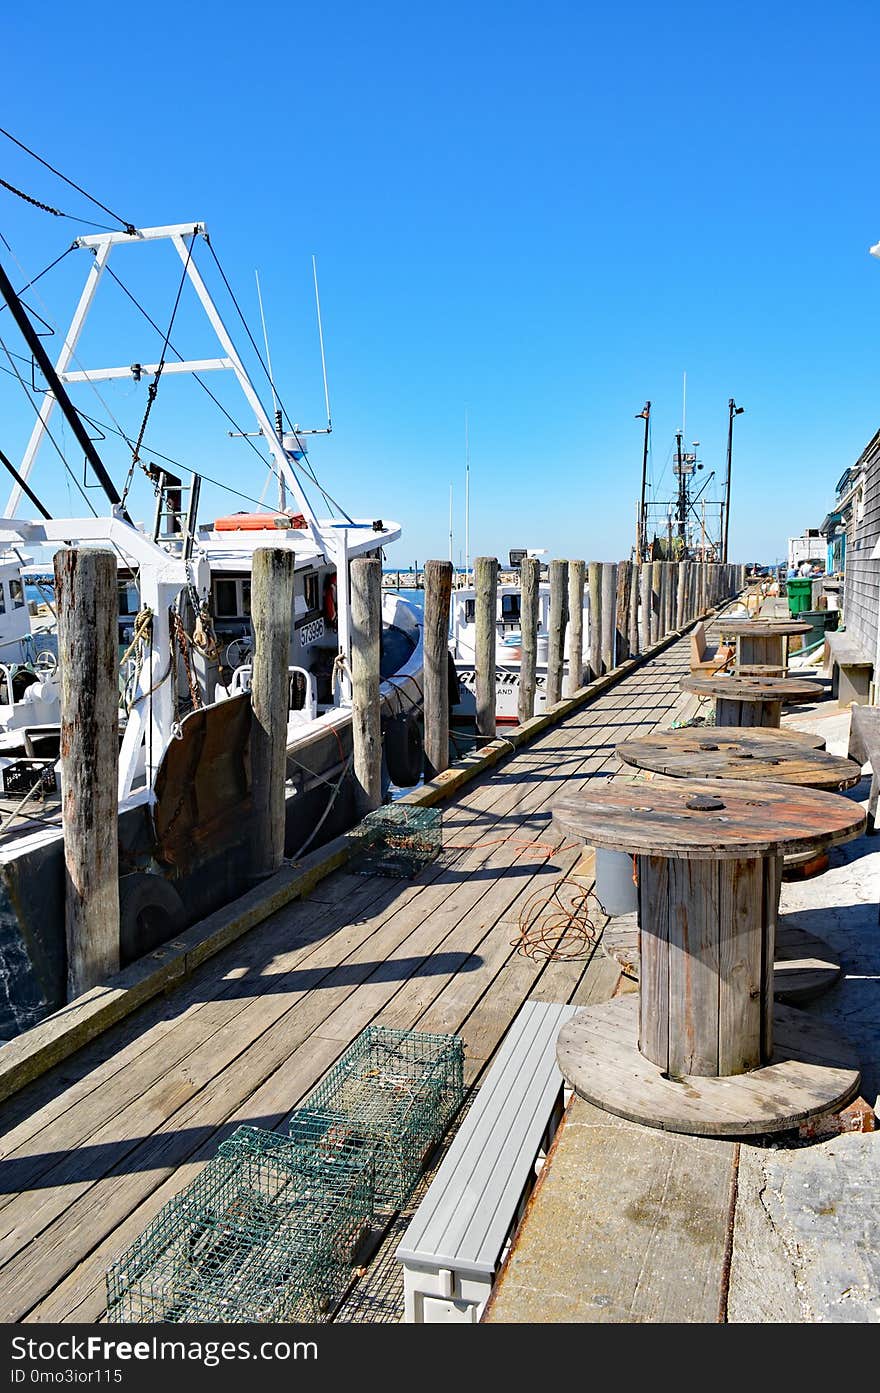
[214,511,307,531]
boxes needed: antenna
[254,269,278,418]
[449,483,454,564]
[312,255,332,432]
[682,370,687,439]
[255,269,285,510]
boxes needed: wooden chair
[689,621,733,675]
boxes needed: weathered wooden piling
[588,561,602,683]
[350,555,382,816]
[676,559,687,629]
[628,559,640,656]
[659,563,671,638]
[600,562,617,674]
[250,547,297,874]
[650,560,662,644]
[546,559,569,707]
[55,547,120,999]
[615,560,631,662]
[565,560,585,697]
[423,559,453,778]
[518,556,540,723]
[475,555,499,738]
[639,561,652,652]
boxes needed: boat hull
[452,662,554,724]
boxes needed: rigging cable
[0,126,136,233]
[0,177,120,233]
[102,263,279,471]
[0,244,76,313]
[102,258,327,521]
[120,228,197,507]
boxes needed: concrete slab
[730,738,880,1324]
[488,698,880,1324]
[484,1098,735,1323]
[730,1134,880,1323]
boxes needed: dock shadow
[212,951,482,999]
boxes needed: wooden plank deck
[0,631,699,1324]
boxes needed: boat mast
[635,401,650,561]
[464,409,470,586]
[675,430,686,543]
[723,398,744,564]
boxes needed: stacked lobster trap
[106,1026,465,1323]
[106,1127,373,1323]
[289,1025,465,1209]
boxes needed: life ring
[323,573,338,628]
[384,713,424,788]
[118,872,187,965]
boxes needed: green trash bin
[786,578,814,616]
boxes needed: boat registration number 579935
[299,617,325,647]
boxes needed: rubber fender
[118,872,187,966]
[383,712,424,788]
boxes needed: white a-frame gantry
[4,221,325,554]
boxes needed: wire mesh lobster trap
[350,804,442,879]
[289,1025,465,1209]
[106,1126,374,1324]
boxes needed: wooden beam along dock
[0,557,745,1323]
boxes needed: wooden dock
[0,630,703,1323]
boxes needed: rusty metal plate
[153,695,252,870]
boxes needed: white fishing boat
[449,577,591,723]
[0,218,425,1040]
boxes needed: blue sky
[0,1,878,568]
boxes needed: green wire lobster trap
[289,1025,465,1209]
[106,1126,373,1324]
[350,804,442,879]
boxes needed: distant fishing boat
[449,564,590,724]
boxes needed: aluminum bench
[395,998,578,1323]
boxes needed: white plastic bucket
[594,847,637,917]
